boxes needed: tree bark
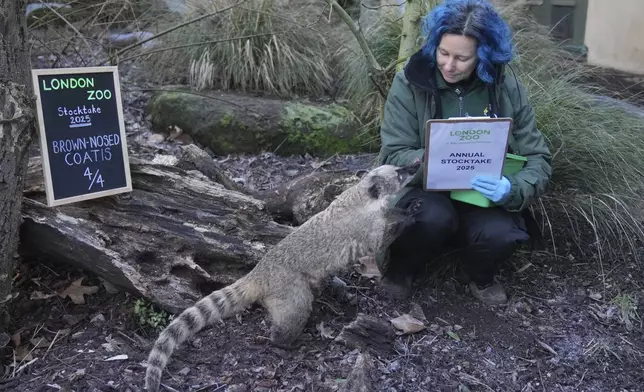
[0,0,36,329]
[335,313,396,354]
[396,0,430,73]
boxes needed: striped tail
[144,277,257,391]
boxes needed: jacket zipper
[454,87,465,116]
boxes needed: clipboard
[423,117,513,191]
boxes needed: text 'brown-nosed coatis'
[144,162,421,391]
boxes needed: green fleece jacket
[378,51,552,212]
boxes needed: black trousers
[386,188,530,285]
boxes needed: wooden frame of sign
[423,117,513,191]
[32,66,132,207]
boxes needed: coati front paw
[408,199,422,215]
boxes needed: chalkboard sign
[31,66,132,207]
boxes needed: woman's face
[436,33,478,83]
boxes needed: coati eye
[368,183,379,199]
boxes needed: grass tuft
[334,13,403,124]
[137,0,336,98]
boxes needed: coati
[144,161,420,391]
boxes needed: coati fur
[144,162,420,391]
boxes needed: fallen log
[258,170,360,225]
[19,155,294,313]
[147,89,377,157]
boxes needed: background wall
[584,0,644,74]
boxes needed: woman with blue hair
[377,0,552,305]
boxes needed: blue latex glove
[471,175,511,203]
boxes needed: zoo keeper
[376,0,552,305]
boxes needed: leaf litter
[57,277,99,304]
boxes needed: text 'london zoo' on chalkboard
[32,66,132,207]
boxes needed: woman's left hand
[471,175,511,203]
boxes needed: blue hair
[420,0,513,84]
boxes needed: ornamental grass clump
[497,0,644,261]
[334,13,404,124]
[139,0,336,98]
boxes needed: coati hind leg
[263,279,313,350]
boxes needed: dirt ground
[3,235,644,392]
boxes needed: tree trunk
[0,0,36,330]
[396,0,431,73]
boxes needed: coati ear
[355,169,369,179]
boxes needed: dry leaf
[11,332,21,347]
[105,354,128,361]
[390,314,426,335]
[58,277,99,305]
[15,345,33,361]
[408,303,427,323]
[356,256,381,279]
[101,335,122,352]
[316,322,335,340]
[446,331,461,341]
[30,337,50,349]
[69,368,86,382]
[30,291,56,300]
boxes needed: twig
[324,0,383,74]
[458,372,495,392]
[384,56,410,73]
[537,362,546,392]
[361,1,407,10]
[41,329,62,361]
[118,33,280,63]
[368,72,387,98]
[535,338,558,356]
[0,376,19,385]
[0,378,19,391]
[104,0,250,65]
[36,0,94,58]
[160,384,181,392]
[13,358,38,378]
[51,8,99,68]
[575,369,588,389]
[194,383,227,392]
[315,299,342,316]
